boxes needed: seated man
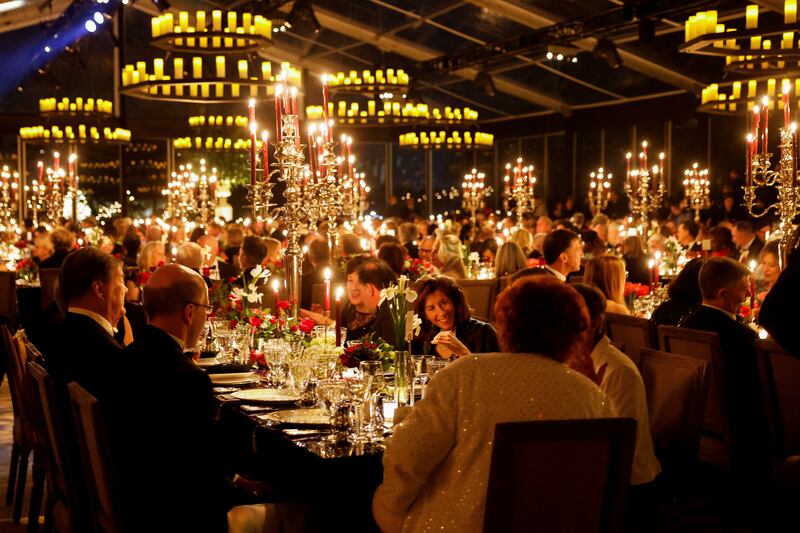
[233,235,268,287]
[105,264,227,532]
[175,242,204,272]
[680,257,770,492]
[43,247,126,399]
[198,234,237,281]
[511,229,583,282]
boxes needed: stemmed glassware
[359,361,385,439]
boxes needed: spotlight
[545,44,580,63]
[85,19,96,32]
[593,38,622,68]
[93,12,103,24]
[475,67,495,97]
[44,45,51,53]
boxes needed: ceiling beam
[467,0,704,93]
[0,0,72,34]
[282,4,571,114]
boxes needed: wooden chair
[639,348,710,481]
[38,268,60,311]
[68,383,120,533]
[23,342,47,532]
[604,312,655,367]
[0,271,17,324]
[756,340,800,475]
[27,361,89,533]
[483,418,636,533]
[459,279,498,322]
[657,325,729,468]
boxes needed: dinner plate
[197,358,222,367]
[261,408,330,427]
[230,388,301,404]
[209,372,258,385]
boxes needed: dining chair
[755,340,800,474]
[0,270,17,325]
[23,341,47,532]
[68,382,121,533]
[1,326,37,524]
[639,348,709,485]
[38,268,60,311]
[657,325,729,468]
[27,361,89,533]
[458,279,498,322]
[604,312,655,367]
[483,418,636,533]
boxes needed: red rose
[291,325,298,332]
[14,240,27,249]
[339,351,357,368]
[276,300,291,311]
[269,317,278,325]
[229,319,239,329]
[228,276,237,283]
[202,267,211,277]
[249,350,266,366]
[299,318,315,334]
[249,315,263,327]
[136,271,151,286]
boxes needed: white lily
[468,252,480,263]
[398,275,408,293]
[405,289,417,303]
[379,286,397,307]
[201,244,214,262]
[405,311,422,341]
[246,288,263,304]
[231,287,247,301]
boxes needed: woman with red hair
[372,277,611,533]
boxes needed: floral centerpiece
[405,257,437,280]
[14,258,37,283]
[379,275,422,405]
[339,333,394,369]
[624,282,651,310]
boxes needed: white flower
[468,252,480,263]
[201,244,214,261]
[397,275,408,293]
[246,288,263,304]
[405,311,422,342]
[379,286,397,307]
[405,289,417,303]
[250,265,270,281]
[231,287,246,302]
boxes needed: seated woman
[622,235,650,286]
[650,258,704,328]
[494,241,527,279]
[756,240,781,303]
[433,233,467,279]
[373,277,612,533]
[709,225,735,258]
[584,255,630,315]
[410,275,498,357]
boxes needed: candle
[322,74,331,136]
[261,130,269,182]
[68,152,76,189]
[290,87,300,148]
[625,152,631,182]
[323,267,331,312]
[307,124,317,178]
[642,140,648,168]
[272,278,280,309]
[274,85,283,142]
[334,286,343,346]
[752,105,761,159]
[783,81,792,127]
[748,260,756,310]
[762,96,769,155]
[248,100,257,187]
[346,136,353,180]
[788,0,798,24]
[648,258,655,287]
[746,133,754,186]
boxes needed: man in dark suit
[43,247,126,399]
[511,229,582,283]
[232,235,268,288]
[731,220,764,265]
[301,237,344,310]
[105,264,227,532]
[760,238,800,357]
[680,257,770,500]
[677,220,703,253]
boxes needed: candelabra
[503,158,536,227]
[462,168,486,225]
[588,167,612,215]
[314,138,344,254]
[0,166,18,227]
[624,142,665,237]
[46,167,65,223]
[682,163,710,222]
[745,125,800,268]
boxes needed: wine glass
[317,379,346,415]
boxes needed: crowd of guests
[7,187,797,532]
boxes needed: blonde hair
[437,233,466,278]
[494,241,528,278]
[509,228,534,255]
[584,255,626,306]
[138,241,165,272]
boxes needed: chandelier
[325,69,410,95]
[150,10,272,54]
[683,163,710,222]
[588,167,612,215]
[162,160,218,221]
[503,158,536,225]
[306,100,478,127]
[20,125,131,143]
[39,97,113,116]
[173,136,265,152]
[188,115,248,128]
[462,168,488,224]
[624,141,665,236]
[398,130,493,150]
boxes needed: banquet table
[213,380,384,532]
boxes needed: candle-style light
[683,163,711,222]
[588,167,612,215]
[624,140,665,238]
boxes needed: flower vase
[394,350,414,407]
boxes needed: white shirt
[544,264,567,281]
[68,307,116,337]
[590,336,661,485]
[380,353,611,532]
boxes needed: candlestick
[323,267,331,312]
[307,125,317,179]
[274,85,283,142]
[334,286,343,346]
[322,75,331,140]
[762,96,769,155]
[783,81,791,128]
[249,121,257,187]
[272,278,280,309]
[261,130,269,183]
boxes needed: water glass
[288,357,312,389]
[359,361,385,395]
[317,379,347,415]
[427,359,448,377]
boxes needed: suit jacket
[105,325,227,532]
[738,237,764,264]
[680,306,770,482]
[38,248,69,269]
[215,259,238,282]
[509,265,560,283]
[759,255,800,358]
[42,312,123,400]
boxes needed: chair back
[0,271,17,322]
[657,325,728,465]
[483,418,636,533]
[459,279,498,321]
[27,361,77,531]
[604,313,654,367]
[39,268,60,310]
[68,383,120,533]
[1,327,33,443]
[756,339,800,461]
[639,348,709,471]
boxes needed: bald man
[105,265,227,531]
[198,234,237,281]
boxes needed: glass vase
[394,349,414,407]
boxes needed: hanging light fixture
[398,130,494,150]
[39,97,113,116]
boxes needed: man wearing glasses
[418,235,435,262]
[105,264,228,532]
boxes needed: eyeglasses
[185,300,214,316]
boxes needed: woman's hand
[299,308,334,326]
[432,331,470,358]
